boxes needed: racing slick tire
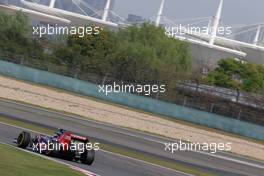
[81,149,95,165]
[17,131,31,148]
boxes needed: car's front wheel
[17,131,31,148]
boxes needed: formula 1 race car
[14,129,95,165]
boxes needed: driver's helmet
[54,129,65,138]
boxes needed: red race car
[14,129,95,165]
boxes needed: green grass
[0,116,215,176]
[0,144,85,176]
[0,116,53,135]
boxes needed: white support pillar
[49,0,56,8]
[207,19,212,35]
[155,0,165,27]
[209,0,223,45]
[102,0,111,21]
[253,25,261,45]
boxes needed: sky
[5,0,264,25]
[113,0,264,25]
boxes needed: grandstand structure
[155,0,264,69]
[0,0,263,69]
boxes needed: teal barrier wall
[0,60,264,141]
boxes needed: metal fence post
[210,103,214,113]
[237,110,241,120]
[183,97,187,106]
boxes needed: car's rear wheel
[81,149,95,165]
[17,131,31,148]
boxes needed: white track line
[194,150,264,170]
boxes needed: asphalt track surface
[0,123,184,176]
[1,99,264,176]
